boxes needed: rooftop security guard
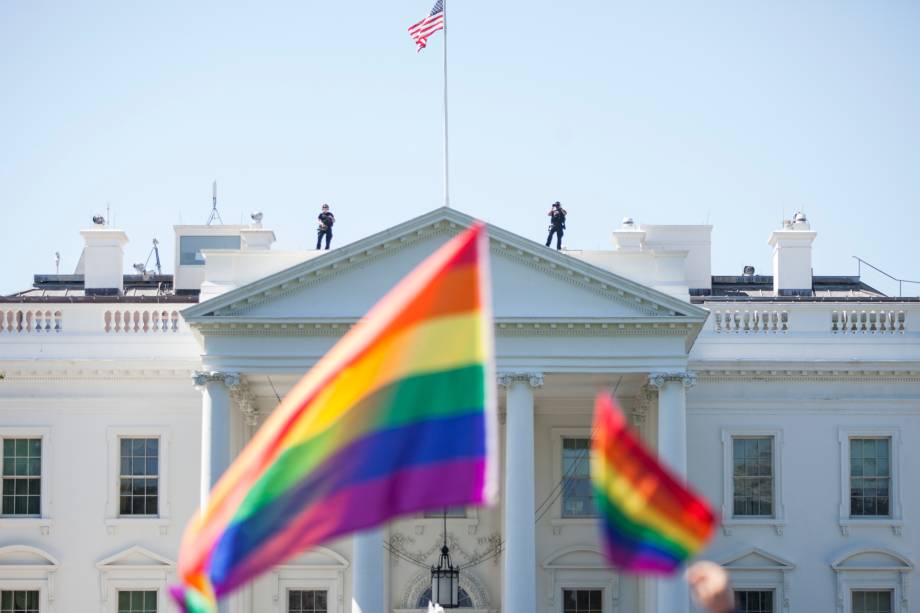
[545,201,567,250]
[316,203,335,250]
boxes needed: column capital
[193,370,241,389]
[230,383,261,427]
[497,372,544,389]
[647,371,696,390]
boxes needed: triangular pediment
[184,208,707,329]
[96,546,174,569]
[720,547,795,571]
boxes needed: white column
[648,372,696,613]
[193,371,240,508]
[351,528,384,613]
[193,370,240,613]
[498,372,543,613]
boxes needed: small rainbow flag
[591,393,716,574]
[171,223,497,612]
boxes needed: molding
[695,369,920,384]
[497,372,544,389]
[831,548,912,613]
[231,382,260,427]
[0,368,194,382]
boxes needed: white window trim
[719,547,795,612]
[270,559,346,613]
[96,545,174,613]
[412,506,481,536]
[831,548,912,613]
[837,427,903,536]
[105,427,171,533]
[720,428,785,535]
[542,546,619,613]
[550,427,596,530]
[0,428,53,533]
[0,545,60,613]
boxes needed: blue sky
[2,1,919,296]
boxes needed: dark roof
[690,275,920,304]
[2,274,199,304]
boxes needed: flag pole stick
[442,0,450,208]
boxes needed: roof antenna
[207,180,224,225]
[106,203,111,227]
[54,252,61,275]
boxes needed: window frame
[850,589,894,613]
[720,428,785,534]
[105,428,171,532]
[561,587,604,613]
[550,428,597,529]
[733,588,777,613]
[0,429,52,530]
[831,548,910,613]
[837,428,903,535]
[114,589,159,613]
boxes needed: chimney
[612,217,646,251]
[79,224,129,295]
[768,212,816,295]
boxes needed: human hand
[686,561,734,613]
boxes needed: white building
[0,207,916,613]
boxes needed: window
[416,587,473,608]
[119,438,159,516]
[735,590,774,613]
[563,589,602,613]
[0,591,38,613]
[118,591,157,613]
[288,590,327,613]
[179,235,241,265]
[424,506,466,519]
[1,439,41,517]
[849,438,891,517]
[837,428,902,534]
[852,590,892,613]
[561,438,595,518]
[732,437,774,517]
[720,429,785,531]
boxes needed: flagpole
[442,0,450,208]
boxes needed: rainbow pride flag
[171,223,497,612]
[591,393,716,574]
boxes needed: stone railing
[103,309,182,333]
[832,310,905,334]
[712,309,788,333]
[0,308,63,333]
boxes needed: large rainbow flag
[591,393,716,574]
[171,223,497,612]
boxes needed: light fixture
[430,509,460,608]
[92,215,105,226]
[251,211,263,223]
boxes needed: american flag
[408,0,444,52]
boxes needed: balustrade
[831,310,905,334]
[103,309,181,333]
[712,309,788,333]
[0,309,62,333]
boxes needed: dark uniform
[545,202,567,250]
[317,205,335,250]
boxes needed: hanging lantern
[430,509,460,608]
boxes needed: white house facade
[0,207,917,613]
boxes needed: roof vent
[742,265,755,276]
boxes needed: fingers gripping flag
[408,0,445,52]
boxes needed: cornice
[188,319,699,338]
[0,368,193,382]
[695,369,920,383]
